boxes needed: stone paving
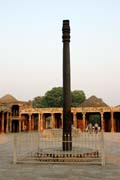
[0,133,120,180]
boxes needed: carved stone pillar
[82,113,86,131]
[10,120,12,133]
[111,110,114,132]
[73,112,77,128]
[51,113,55,128]
[28,114,32,131]
[38,113,41,131]
[101,112,104,132]
[19,120,21,132]
[40,113,44,131]
[1,112,4,133]
[61,113,63,128]
[6,112,9,133]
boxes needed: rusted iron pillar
[62,20,72,151]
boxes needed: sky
[0,0,120,106]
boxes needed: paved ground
[0,133,120,180]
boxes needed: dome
[80,95,109,107]
[0,94,18,103]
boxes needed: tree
[71,90,86,107]
[32,96,47,108]
[32,87,86,108]
[44,87,63,107]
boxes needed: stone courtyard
[0,133,120,180]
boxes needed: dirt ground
[0,133,120,180]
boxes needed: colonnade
[0,108,120,133]
[0,111,10,133]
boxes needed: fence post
[13,134,17,164]
[101,131,105,166]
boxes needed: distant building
[0,94,120,133]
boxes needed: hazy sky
[0,0,120,106]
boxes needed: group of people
[86,123,100,133]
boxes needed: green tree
[71,90,86,107]
[44,87,63,107]
[32,87,86,108]
[32,96,47,108]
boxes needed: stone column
[1,112,4,133]
[28,114,32,131]
[6,112,9,133]
[61,113,63,128]
[82,113,86,131]
[9,112,12,133]
[111,110,114,132]
[38,113,41,131]
[10,120,12,133]
[73,112,77,128]
[19,120,21,132]
[51,113,55,129]
[40,113,44,131]
[101,112,104,132]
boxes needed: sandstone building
[0,94,120,133]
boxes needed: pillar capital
[82,112,86,118]
[100,111,104,117]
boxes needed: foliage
[32,87,86,108]
[43,87,63,107]
[71,90,86,107]
[32,96,44,108]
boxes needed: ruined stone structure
[0,94,120,133]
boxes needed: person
[88,123,92,133]
[94,123,98,133]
